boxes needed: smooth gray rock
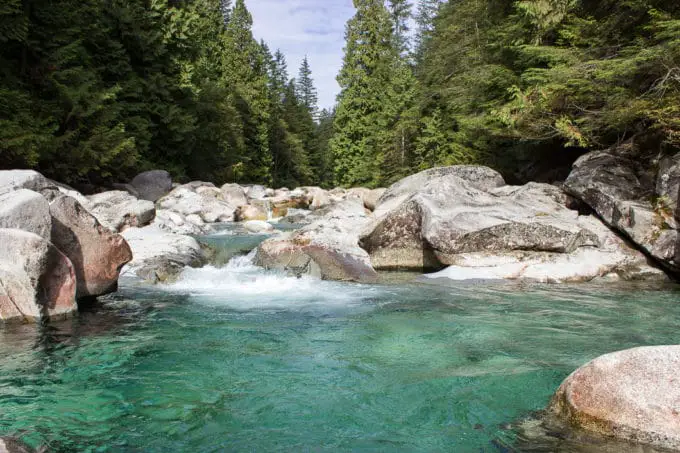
[374,165,505,217]
[361,173,660,282]
[548,346,680,451]
[130,170,172,202]
[220,183,248,207]
[245,185,267,200]
[565,151,679,273]
[87,191,155,232]
[158,186,235,224]
[0,170,54,194]
[49,196,133,299]
[121,225,205,283]
[0,189,51,239]
[256,199,378,282]
[0,228,77,322]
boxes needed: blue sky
[247,0,356,110]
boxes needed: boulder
[360,172,661,282]
[255,199,378,283]
[0,436,46,453]
[121,225,205,283]
[246,185,267,200]
[49,196,133,299]
[548,346,680,451]
[364,188,386,211]
[310,189,331,211]
[0,189,51,239]
[86,191,155,232]
[154,209,206,236]
[565,150,679,274]
[130,170,172,202]
[0,170,54,194]
[0,229,77,322]
[243,220,275,233]
[220,183,248,207]
[235,204,268,222]
[158,186,235,224]
[374,165,506,217]
[657,153,680,223]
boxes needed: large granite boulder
[245,185,267,200]
[361,170,661,282]
[364,188,386,211]
[154,209,207,235]
[0,170,55,194]
[86,191,155,232]
[0,229,77,322]
[374,165,506,217]
[255,199,378,282]
[0,189,51,239]
[158,185,235,224]
[130,170,172,202]
[564,150,679,274]
[234,204,268,222]
[121,225,206,283]
[49,196,133,299]
[548,346,680,451]
[220,183,248,207]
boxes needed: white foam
[161,251,381,311]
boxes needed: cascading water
[0,230,678,452]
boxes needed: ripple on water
[0,252,678,452]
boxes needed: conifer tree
[296,56,319,121]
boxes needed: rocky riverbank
[0,149,679,451]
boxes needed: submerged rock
[49,196,133,299]
[256,199,378,282]
[130,170,172,202]
[0,189,51,240]
[121,225,205,283]
[0,436,47,453]
[86,190,155,232]
[548,346,680,451]
[0,228,77,323]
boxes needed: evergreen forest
[2,0,680,188]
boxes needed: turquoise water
[0,240,679,452]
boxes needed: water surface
[0,243,678,452]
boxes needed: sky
[247,0,356,110]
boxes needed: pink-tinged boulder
[255,199,378,283]
[49,196,132,299]
[548,346,680,451]
[0,229,77,323]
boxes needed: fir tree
[296,56,319,121]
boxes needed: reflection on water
[0,246,678,452]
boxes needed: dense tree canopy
[0,0,327,188]
[2,0,679,189]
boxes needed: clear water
[0,237,679,452]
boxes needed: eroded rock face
[0,229,77,322]
[564,150,679,274]
[121,225,205,283]
[256,199,378,282]
[548,346,680,451]
[361,171,661,282]
[86,191,155,232]
[49,196,133,299]
[130,170,172,202]
[0,189,51,239]
[374,165,506,217]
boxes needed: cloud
[246,0,355,110]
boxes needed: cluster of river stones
[0,145,678,451]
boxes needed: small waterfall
[263,199,274,220]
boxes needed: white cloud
[246,0,355,110]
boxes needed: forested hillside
[0,0,330,188]
[2,0,679,189]
[332,0,680,186]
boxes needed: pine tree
[296,56,319,120]
[331,0,395,187]
[222,0,272,184]
[413,0,443,63]
[387,0,412,56]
